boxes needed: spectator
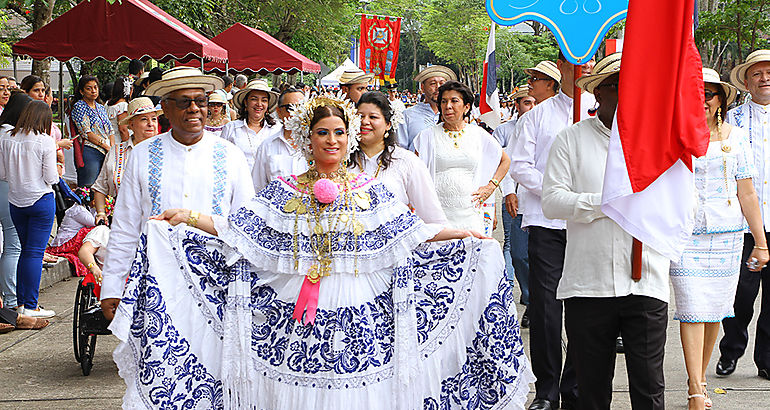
[106,77,132,142]
[0,92,31,311]
[78,224,111,286]
[71,75,115,187]
[0,295,49,333]
[233,74,247,94]
[0,100,59,318]
[221,75,234,94]
[24,79,68,176]
[128,59,144,82]
[45,187,97,277]
[0,76,10,115]
[398,65,456,150]
[19,75,45,101]
[204,91,229,136]
[220,79,279,169]
[6,77,17,90]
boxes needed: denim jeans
[76,145,106,187]
[0,181,20,307]
[506,210,529,305]
[9,193,55,309]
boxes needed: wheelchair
[72,274,111,376]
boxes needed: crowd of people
[0,48,767,409]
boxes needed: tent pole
[12,55,17,79]
[226,61,229,75]
[201,57,204,72]
[59,60,64,133]
[301,72,304,83]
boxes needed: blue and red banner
[359,15,402,85]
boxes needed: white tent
[320,58,360,87]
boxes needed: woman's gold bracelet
[754,246,768,251]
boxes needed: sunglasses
[597,83,619,90]
[704,90,718,101]
[527,76,551,83]
[164,96,209,109]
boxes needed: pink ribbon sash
[292,277,321,325]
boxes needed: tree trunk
[30,0,56,85]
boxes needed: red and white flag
[601,0,709,261]
[479,22,501,129]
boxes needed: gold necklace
[443,127,465,148]
[208,115,224,127]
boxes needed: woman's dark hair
[108,77,131,105]
[437,81,474,121]
[20,75,44,93]
[72,75,101,105]
[351,91,397,172]
[0,91,33,127]
[308,105,347,131]
[238,89,276,127]
[11,100,52,136]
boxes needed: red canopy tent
[198,23,320,74]
[12,0,227,64]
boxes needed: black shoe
[520,308,530,329]
[615,336,624,354]
[759,368,770,380]
[528,398,557,410]
[716,357,737,376]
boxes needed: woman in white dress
[352,91,448,227]
[105,77,132,142]
[203,91,229,136]
[413,81,510,235]
[219,79,279,169]
[111,94,534,409]
[670,68,768,409]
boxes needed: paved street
[1,206,769,408]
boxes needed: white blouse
[219,119,279,170]
[50,204,96,247]
[0,124,59,207]
[83,225,111,267]
[355,146,448,226]
[92,138,135,198]
[251,127,308,192]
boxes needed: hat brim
[143,75,224,97]
[730,56,770,92]
[523,68,560,84]
[414,66,458,83]
[575,72,619,94]
[340,73,375,85]
[233,87,279,111]
[119,107,163,126]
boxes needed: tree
[696,0,770,75]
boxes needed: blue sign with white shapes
[486,0,628,64]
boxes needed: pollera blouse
[71,100,114,155]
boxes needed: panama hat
[413,65,457,83]
[143,67,224,97]
[233,79,278,111]
[704,68,738,106]
[524,61,561,84]
[207,91,227,105]
[119,97,163,125]
[575,52,622,94]
[510,85,530,100]
[730,49,770,92]
[338,69,375,85]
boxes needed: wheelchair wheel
[80,333,97,376]
[72,279,85,363]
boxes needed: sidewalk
[1,253,769,408]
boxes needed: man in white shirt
[252,87,307,192]
[397,65,457,150]
[100,67,255,320]
[386,83,406,114]
[718,49,770,380]
[509,52,595,410]
[338,69,374,104]
[542,54,668,410]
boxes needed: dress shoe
[715,357,736,376]
[528,398,557,410]
[759,368,770,380]
[520,308,530,329]
[615,336,624,354]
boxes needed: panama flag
[601,0,709,261]
[479,22,501,129]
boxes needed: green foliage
[696,0,770,73]
[420,0,488,72]
[0,12,11,66]
[496,29,558,92]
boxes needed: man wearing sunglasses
[251,87,307,192]
[100,67,255,322]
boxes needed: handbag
[69,117,85,168]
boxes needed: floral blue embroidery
[148,138,164,216]
[126,237,224,409]
[211,142,227,216]
[427,277,526,410]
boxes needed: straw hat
[413,65,457,83]
[729,49,770,92]
[338,69,375,85]
[119,97,163,125]
[510,85,530,100]
[575,53,622,93]
[704,68,738,106]
[143,67,224,97]
[208,91,227,105]
[524,61,561,84]
[233,79,278,111]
